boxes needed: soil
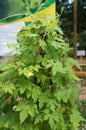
[79,79,86,101]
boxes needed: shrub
[0,16,84,130]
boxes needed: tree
[56,0,86,51]
[0,0,9,19]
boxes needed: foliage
[56,0,86,49]
[79,100,86,130]
[0,0,46,20]
[0,16,84,130]
[77,32,86,50]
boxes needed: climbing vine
[0,16,84,130]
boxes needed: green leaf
[47,100,56,112]
[34,113,43,125]
[0,115,9,128]
[39,40,47,51]
[26,90,31,98]
[50,41,58,49]
[18,68,23,75]
[16,61,25,67]
[49,116,55,130]
[0,111,19,129]
[70,108,84,129]
[56,26,63,35]
[52,61,63,76]
[61,89,71,103]
[27,104,36,117]
[20,107,28,124]
[41,74,47,83]
[54,89,71,103]
[69,87,78,106]
[52,64,57,76]
[32,86,41,102]
[36,55,42,63]
[46,60,54,68]
[29,34,38,37]
[44,109,50,120]
[39,93,49,109]
[42,55,49,66]
[0,61,9,71]
[4,83,14,94]
[23,68,28,77]
[53,113,59,122]
[16,101,25,111]
[19,86,26,94]
[33,65,41,72]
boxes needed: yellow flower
[18,27,23,31]
[52,31,56,36]
[27,71,34,77]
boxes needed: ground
[79,79,86,101]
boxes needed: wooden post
[73,0,77,59]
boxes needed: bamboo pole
[73,0,77,59]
